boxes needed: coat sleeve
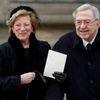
[0,45,21,93]
[0,75,21,93]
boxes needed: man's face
[75,10,100,42]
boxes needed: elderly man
[53,3,100,100]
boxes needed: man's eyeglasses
[75,19,97,26]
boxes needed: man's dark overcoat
[53,29,100,100]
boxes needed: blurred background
[0,0,99,48]
[0,1,99,100]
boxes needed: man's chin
[81,35,89,40]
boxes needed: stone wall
[0,1,99,47]
[0,0,100,26]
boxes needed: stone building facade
[0,0,99,46]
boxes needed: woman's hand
[20,72,36,85]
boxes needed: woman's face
[12,15,33,43]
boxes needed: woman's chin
[19,37,27,41]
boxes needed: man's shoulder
[53,31,75,53]
[56,31,75,44]
[61,30,75,38]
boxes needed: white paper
[43,50,67,78]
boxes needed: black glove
[52,72,67,82]
[35,71,46,83]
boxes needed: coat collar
[8,32,38,51]
[8,32,40,62]
[73,28,100,49]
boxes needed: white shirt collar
[82,30,98,48]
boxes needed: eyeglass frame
[74,19,97,26]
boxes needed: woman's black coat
[0,32,50,100]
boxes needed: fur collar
[8,32,41,73]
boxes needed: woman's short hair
[7,5,40,32]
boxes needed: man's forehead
[76,11,94,20]
[76,10,94,18]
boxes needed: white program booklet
[43,50,67,78]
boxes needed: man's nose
[80,22,86,28]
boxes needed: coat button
[88,61,92,66]
[90,80,94,84]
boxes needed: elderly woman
[0,5,50,100]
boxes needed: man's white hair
[72,3,100,20]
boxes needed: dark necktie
[86,43,92,51]
[86,43,92,61]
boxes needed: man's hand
[53,72,67,82]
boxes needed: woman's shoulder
[0,42,13,53]
[37,40,51,49]
[0,42,10,48]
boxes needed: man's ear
[97,19,100,28]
